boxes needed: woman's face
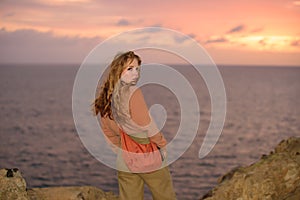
[120,58,140,85]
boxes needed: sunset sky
[0,0,299,66]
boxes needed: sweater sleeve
[129,88,167,148]
[99,117,121,153]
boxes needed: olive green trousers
[117,167,177,200]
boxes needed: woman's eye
[127,66,140,71]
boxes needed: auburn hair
[93,51,141,119]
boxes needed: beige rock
[2,136,299,200]
[0,168,29,200]
[27,186,118,200]
[201,137,300,200]
[0,168,118,200]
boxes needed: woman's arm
[99,117,121,153]
[129,88,167,148]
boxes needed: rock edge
[0,168,118,200]
[200,136,300,200]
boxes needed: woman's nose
[133,69,139,76]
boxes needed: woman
[93,51,176,200]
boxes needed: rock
[27,186,119,200]
[2,137,299,200]
[0,168,118,200]
[0,168,29,200]
[200,137,300,200]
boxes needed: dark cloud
[188,33,196,39]
[173,35,189,43]
[172,33,197,43]
[133,26,163,34]
[290,39,300,46]
[205,37,228,44]
[188,33,197,39]
[0,28,101,64]
[251,27,264,33]
[259,39,266,46]
[149,24,162,28]
[116,19,130,26]
[2,12,15,18]
[132,27,197,44]
[227,24,246,34]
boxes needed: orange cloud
[293,1,300,6]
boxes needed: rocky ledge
[201,136,300,200]
[0,168,118,200]
[1,137,299,200]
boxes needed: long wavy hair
[93,51,141,119]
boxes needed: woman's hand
[159,147,167,161]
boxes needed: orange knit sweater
[100,88,167,151]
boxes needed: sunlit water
[0,64,299,200]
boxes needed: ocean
[0,64,299,200]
